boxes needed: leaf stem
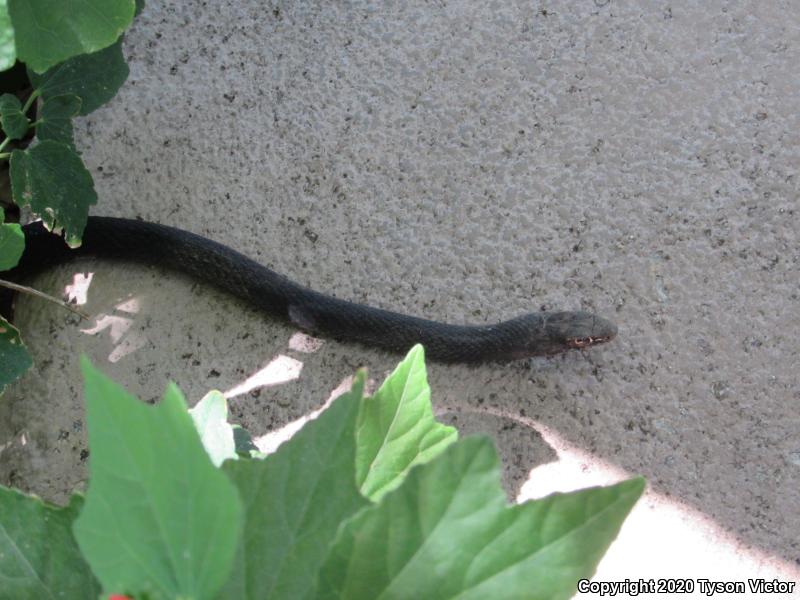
[0,279,90,320]
[21,89,41,115]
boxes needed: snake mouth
[562,313,618,350]
[566,334,615,349]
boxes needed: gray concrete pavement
[2,1,798,589]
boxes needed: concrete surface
[1,0,798,593]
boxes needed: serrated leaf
[0,0,14,72]
[0,315,32,394]
[36,94,81,148]
[10,140,97,246]
[8,0,134,74]
[0,218,24,269]
[0,489,101,599]
[27,38,129,115]
[356,344,457,501]
[0,92,27,139]
[317,436,645,600]
[73,359,243,600]
[190,390,237,467]
[219,372,370,599]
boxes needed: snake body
[7,217,617,363]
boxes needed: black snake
[4,217,617,363]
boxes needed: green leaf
[190,390,237,467]
[36,93,81,148]
[0,210,31,393]
[27,38,129,115]
[356,344,457,501]
[0,217,24,269]
[135,0,145,18]
[219,371,370,599]
[0,92,27,139]
[10,140,97,246]
[0,489,101,599]
[73,359,243,600]
[0,315,32,394]
[8,0,134,74]
[317,436,645,600]
[0,0,15,72]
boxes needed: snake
[4,216,617,363]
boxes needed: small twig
[0,278,90,320]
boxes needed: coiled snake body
[7,217,617,363]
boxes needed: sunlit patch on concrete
[64,272,93,305]
[115,296,141,314]
[82,315,134,344]
[516,420,627,499]
[253,374,355,455]
[223,355,303,399]
[288,332,324,353]
[80,295,147,363]
[516,420,800,592]
[108,334,148,363]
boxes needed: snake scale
[4,217,617,363]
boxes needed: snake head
[505,311,618,358]
[547,311,617,353]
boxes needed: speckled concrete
[1,0,798,588]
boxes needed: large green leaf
[27,38,129,116]
[0,92,27,139]
[8,0,134,74]
[0,316,32,394]
[190,390,237,467]
[0,489,101,599]
[10,140,97,246]
[35,94,81,148]
[0,0,15,72]
[73,359,243,600]
[219,372,370,599]
[356,344,457,501]
[317,436,645,600]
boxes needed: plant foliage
[0,346,644,599]
[6,0,135,74]
[0,208,30,392]
[0,8,642,597]
[73,360,243,600]
[0,1,138,389]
